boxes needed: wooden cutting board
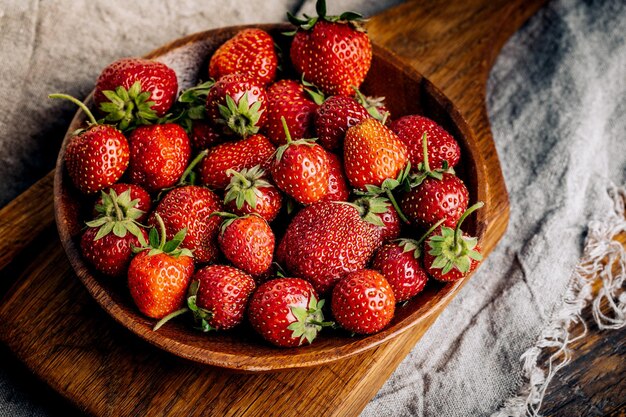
[0,0,547,415]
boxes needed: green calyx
[98,81,159,132]
[163,80,215,133]
[186,280,215,332]
[86,188,147,244]
[224,166,272,211]
[217,92,263,137]
[350,196,392,227]
[302,77,325,105]
[426,202,484,274]
[286,293,334,345]
[352,87,389,123]
[285,0,365,35]
[355,163,412,224]
[133,213,192,258]
[275,116,317,162]
[210,211,246,236]
[396,218,446,259]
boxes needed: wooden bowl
[54,24,487,372]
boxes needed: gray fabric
[1,1,624,417]
[360,0,626,416]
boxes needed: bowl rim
[54,23,487,371]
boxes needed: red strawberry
[423,203,483,282]
[276,201,379,294]
[320,152,350,202]
[206,73,267,137]
[199,134,276,189]
[49,94,129,194]
[224,166,283,222]
[149,185,223,264]
[314,95,371,150]
[402,173,469,228]
[372,243,427,302]
[209,28,278,86]
[270,119,330,205]
[344,118,408,190]
[288,1,372,96]
[81,189,148,277]
[127,123,191,193]
[190,121,224,151]
[352,196,401,245]
[217,213,275,277]
[391,115,460,171]
[94,58,178,130]
[128,215,195,319]
[331,269,395,334]
[187,265,256,331]
[248,278,329,347]
[93,183,151,222]
[264,80,318,145]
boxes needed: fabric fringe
[493,185,626,417]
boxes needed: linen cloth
[0,1,624,416]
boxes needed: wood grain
[0,0,577,416]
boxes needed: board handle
[0,171,55,271]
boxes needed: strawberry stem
[421,132,431,173]
[155,213,168,250]
[48,93,98,125]
[416,218,446,246]
[280,116,292,144]
[385,189,410,224]
[153,307,189,331]
[453,201,484,249]
[179,149,208,185]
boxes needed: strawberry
[94,58,178,130]
[128,214,195,319]
[352,196,401,245]
[344,118,408,191]
[401,173,469,228]
[264,79,318,146]
[185,265,256,331]
[217,213,275,277]
[370,220,443,302]
[127,123,191,193]
[93,183,151,222]
[271,118,330,205]
[149,185,223,264]
[206,73,267,137]
[399,132,468,228]
[49,94,129,194]
[209,28,278,86]
[248,278,330,347]
[223,166,283,222]
[190,121,224,151]
[423,203,483,282]
[288,0,372,96]
[276,201,379,294]
[199,134,276,189]
[331,270,395,335]
[390,115,460,171]
[81,187,148,277]
[314,95,371,150]
[320,152,350,202]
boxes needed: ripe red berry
[372,242,428,302]
[127,123,191,193]
[223,166,283,222]
[315,95,371,150]
[218,214,275,277]
[248,278,328,347]
[209,29,278,86]
[331,270,395,335]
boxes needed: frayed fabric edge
[492,185,626,417]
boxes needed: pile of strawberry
[52,0,483,348]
